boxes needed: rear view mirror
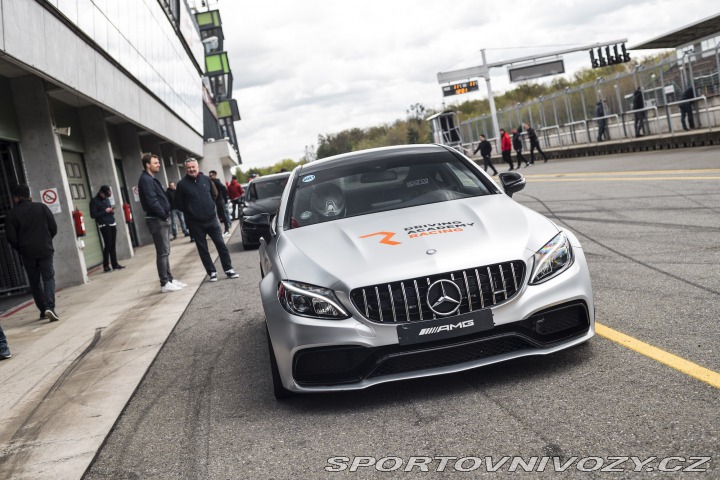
[360,170,398,183]
[498,172,526,197]
[242,213,272,242]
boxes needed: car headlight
[278,280,349,319]
[529,232,574,285]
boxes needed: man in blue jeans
[6,184,59,322]
[137,153,187,293]
[175,158,240,282]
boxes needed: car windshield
[287,150,495,229]
[248,177,288,201]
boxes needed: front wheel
[266,326,292,399]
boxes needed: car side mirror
[242,213,272,243]
[498,172,526,197]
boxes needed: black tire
[266,326,292,399]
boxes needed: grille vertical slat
[375,286,383,322]
[400,282,410,321]
[414,280,423,321]
[351,260,525,323]
[388,285,397,322]
[463,271,472,311]
[475,268,485,308]
[362,289,369,318]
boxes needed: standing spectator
[0,323,10,359]
[522,122,548,163]
[499,129,514,171]
[473,134,498,176]
[90,185,125,273]
[595,101,609,141]
[227,175,245,220]
[5,184,59,321]
[138,153,186,293]
[175,159,240,282]
[208,170,232,236]
[166,181,189,240]
[680,86,695,131]
[633,87,646,137]
[512,127,530,168]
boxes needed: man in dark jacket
[138,153,185,293]
[472,134,497,175]
[522,122,548,163]
[90,185,125,272]
[6,184,60,321]
[595,102,609,141]
[208,170,232,236]
[632,88,646,137]
[680,86,695,131]
[175,158,239,282]
[512,127,530,168]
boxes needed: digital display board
[442,80,480,97]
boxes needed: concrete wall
[10,76,87,287]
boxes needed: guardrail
[539,125,562,147]
[561,120,590,144]
[664,96,710,133]
[622,105,661,137]
[591,114,622,141]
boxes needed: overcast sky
[216,0,718,169]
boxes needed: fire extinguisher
[123,202,133,223]
[72,208,86,237]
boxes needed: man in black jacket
[5,184,60,321]
[632,88,646,137]
[90,185,125,272]
[175,158,239,282]
[138,153,185,293]
[522,122,548,163]
[680,86,695,131]
[208,170,232,236]
[512,127,530,168]
[472,134,498,175]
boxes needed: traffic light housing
[590,42,631,68]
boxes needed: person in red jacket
[499,129,514,171]
[227,175,245,220]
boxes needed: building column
[78,106,134,261]
[10,76,87,287]
[116,123,152,246]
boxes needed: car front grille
[350,260,526,323]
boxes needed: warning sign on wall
[132,186,140,202]
[40,188,62,215]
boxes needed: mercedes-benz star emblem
[426,280,462,316]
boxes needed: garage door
[63,151,102,269]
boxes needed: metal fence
[460,50,720,152]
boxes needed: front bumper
[262,248,594,393]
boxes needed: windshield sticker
[360,221,475,246]
[300,211,313,220]
[407,178,429,188]
[302,174,316,183]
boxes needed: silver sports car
[245,144,594,398]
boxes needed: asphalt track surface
[85,147,719,479]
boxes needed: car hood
[277,194,559,290]
[245,197,282,215]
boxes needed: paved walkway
[0,226,237,479]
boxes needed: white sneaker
[161,282,182,293]
[223,231,231,237]
[172,279,187,288]
[209,272,218,282]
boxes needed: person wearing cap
[5,184,60,322]
[90,185,126,273]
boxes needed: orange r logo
[360,231,401,246]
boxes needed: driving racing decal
[360,220,475,246]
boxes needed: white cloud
[217,0,719,168]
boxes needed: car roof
[251,172,291,183]
[298,144,453,174]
